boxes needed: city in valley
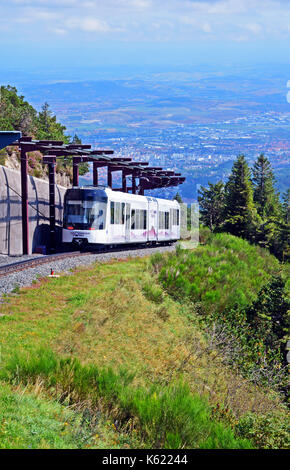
[20,65,290,202]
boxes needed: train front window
[64,199,107,230]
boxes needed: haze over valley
[14,65,290,201]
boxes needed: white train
[62,186,180,248]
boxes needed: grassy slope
[157,233,282,312]
[0,381,136,449]
[0,237,288,448]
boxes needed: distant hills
[1,70,289,201]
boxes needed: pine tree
[282,189,290,225]
[198,181,225,231]
[223,155,259,240]
[70,134,89,176]
[275,189,290,261]
[245,275,289,364]
[252,154,281,219]
[173,192,183,204]
[37,102,69,143]
[71,134,82,145]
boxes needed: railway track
[0,242,174,278]
[0,251,86,278]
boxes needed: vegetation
[198,154,289,261]
[152,233,289,391]
[0,85,89,180]
[0,244,288,449]
[2,349,251,449]
[0,85,289,450]
[0,380,140,449]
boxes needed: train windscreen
[63,189,107,230]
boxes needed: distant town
[20,72,290,202]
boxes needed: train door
[148,198,158,241]
[125,203,131,242]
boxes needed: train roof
[68,185,180,206]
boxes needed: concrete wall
[0,165,67,255]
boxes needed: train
[62,186,180,248]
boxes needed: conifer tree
[71,134,82,145]
[245,275,289,363]
[252,154,281,219]
[173,192,183,204]
[282,189,290,225]
[275,189,290,261]
[69,134,89,176]
[37,102,69,143]
[198,181,225,231]
[223,155,259,239]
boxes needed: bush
[3,348,252,449]
[236,412,290,449]
[151,233,288,388]
[142,283,164,304]
[157,233,280,314]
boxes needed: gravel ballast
[0,244,176,298]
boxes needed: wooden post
[132,176,136,194]
[93,161,98,186]
[139,178,144,195]
[73,157,79,186]
[122,170,127,193]
[107,166,112,188]
[20,146,29,254]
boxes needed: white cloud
[2,0,290,42]
[65,17,112,32]
[50,27,68,35]
[244,23,262,35]
[202,22,212,33]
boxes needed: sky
[1,0,290,76]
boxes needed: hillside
[0,85,88,186]
[0,233,288,449]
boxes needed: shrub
[3,348,252,449]
[157,233,280,314]
[236,412,290,449]
[142,283,164,304]
[152,232,288,388]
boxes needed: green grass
[2,348,251,449]
[0,244,288,449]
[155,233,280,313]
[152,233,289,384]
[0,381,134,449]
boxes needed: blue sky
[1,0,290,73]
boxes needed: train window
[136,210,140,229]
[110,202,125,225]
[110,202,114,224]
[115,202,121,224]
[122,203,125,224]
[171,209,180,226]
[130,208,147,230]
[158,211,169,229]
[165,212,169,230]
[158,211,163,229]
[143,210,147,229]
[64,189,107,230]
[131,209,135,229]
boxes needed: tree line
[0,85,89,176]
[197,154,289,261]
